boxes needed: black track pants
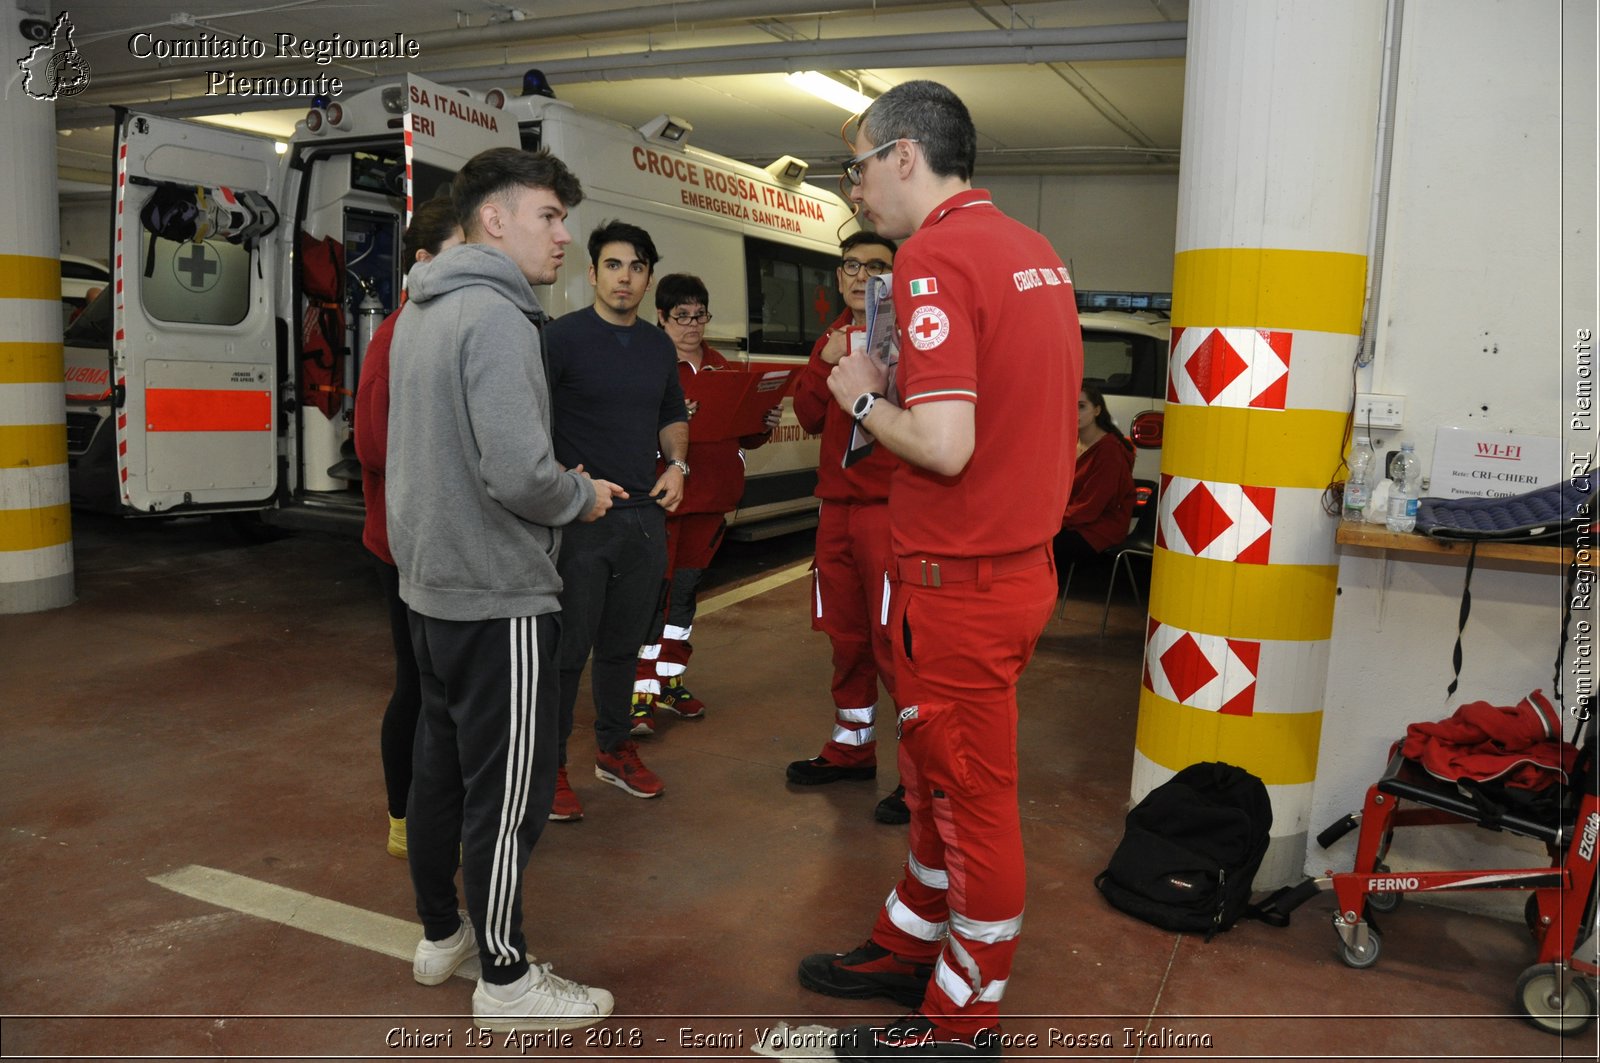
[406,610,560,986]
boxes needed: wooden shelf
[1336,521,1589,567]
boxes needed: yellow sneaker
[387,815,407,859]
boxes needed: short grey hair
[860,80,977,181]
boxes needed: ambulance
[64,72,857,533]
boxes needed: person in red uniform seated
[353,192,464,858]
[629,274,780,734]
[785,231,910,826]
[800,80,1082,1062]
[1052,382,1136,584]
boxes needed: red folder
[685,368,793,442]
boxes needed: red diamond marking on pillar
[1184,330,1249,405]
[1159,633,1218,704]
[1171,483,1234,555]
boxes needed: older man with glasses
[787,231,908,827]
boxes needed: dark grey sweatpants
[407,609,559,986]
[555,504,668,759]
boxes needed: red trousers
[868,552,1056,1035]
[635,512,725,694]
[810,500,897,766]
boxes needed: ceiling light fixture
[786,71,874,113]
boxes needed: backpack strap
[1553,547,1583,711]
[1444,541,1479,700]
[1244,878,1320,928]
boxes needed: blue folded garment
[1415,476,1595,541]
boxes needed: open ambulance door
[402,74,520,215]
[112,112,282,515]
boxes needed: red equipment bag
[299,231,346,418]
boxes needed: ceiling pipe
[59,24,1186,128]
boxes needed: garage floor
[0,515,1582,1060]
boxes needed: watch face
[854,393,874,418]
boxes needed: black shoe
[835,1014,999,1062]
[797,941,931,1007]
[787,756,876,785]
[874,784,910,824]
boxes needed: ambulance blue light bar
[1075,290,1172,313]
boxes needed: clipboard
[685,368,793,442]
[845,273,898,466]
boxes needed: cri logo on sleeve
[907,305,950,350]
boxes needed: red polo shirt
[792,309,897,504]
[889,190,1082,558]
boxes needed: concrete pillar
[1,2,74,612]
[1133,0,1384,884]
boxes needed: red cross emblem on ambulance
[907,305,950,350]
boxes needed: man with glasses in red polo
[786,232,907,826]
[797,80,1082,1061]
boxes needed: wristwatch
[668,458,690,477]
[852,391,885,422]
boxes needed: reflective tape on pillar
[0,22,74,613]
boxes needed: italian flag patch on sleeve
[908,277,939,296]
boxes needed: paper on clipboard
[844,272,898,467]
[684,368,793,442]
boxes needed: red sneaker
[548,766,583,821]
[595,741,664,798]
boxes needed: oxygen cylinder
[355,288,384,363]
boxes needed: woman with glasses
[630,274,781,731]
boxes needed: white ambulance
[64,72,857,533]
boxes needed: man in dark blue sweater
[544,220,689,817]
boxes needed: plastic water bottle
[1386,442,1421,533]
[1344,436,1374,519]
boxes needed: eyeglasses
[842,138,918,186]
[668,310,712,325]
[839,259,891,277]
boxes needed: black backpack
[1094,761,1274,939]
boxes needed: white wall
[59,194,111,264]
[987,173,1179,293]
[1308,0,1596,913]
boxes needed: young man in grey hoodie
[386,147,624,1031]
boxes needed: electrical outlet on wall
[1355,393,1405,429]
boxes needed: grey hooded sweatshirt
[386,242,596,621]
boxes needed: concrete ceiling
[48,0,1188,189]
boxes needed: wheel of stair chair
[1365,861,1403,914]
[1514,963,1597,1037]
[1331,912,1382,971]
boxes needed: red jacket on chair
[1400,689,1577,792]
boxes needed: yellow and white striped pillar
[1133,0,1384,884]
[1,0,75,613]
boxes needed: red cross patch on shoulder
[907,305,950,350]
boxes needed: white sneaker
[471,962,615,1031]
[412,914,475,986]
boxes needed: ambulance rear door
[113,112,283,514]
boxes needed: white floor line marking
[698,559,811,618]
[148,864,480,981]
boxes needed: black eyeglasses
[668,310,712,325]
[839,259,891,277]
[842,138,918,186]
